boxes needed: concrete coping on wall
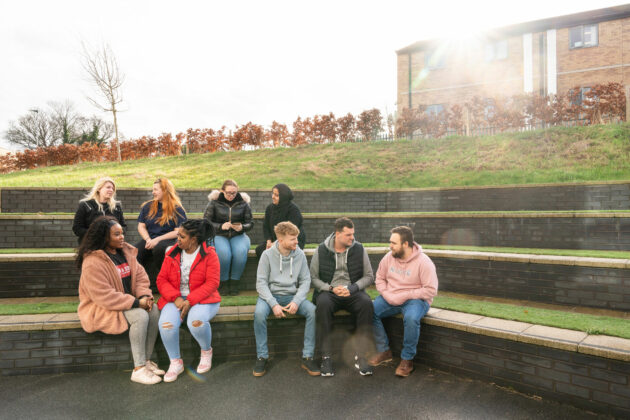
[2,211,630,219]
[0,306,628,362]
[2,248,629,269]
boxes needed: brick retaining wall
[2,251,629,311]
[2,182,629,213]
[1,213,629,250]
[1,313,628,417]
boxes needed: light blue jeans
[253,295,316,359]
[213,234,250,282]
[372,296,430,361]
[158,301,220,360]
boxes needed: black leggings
[135,238,176,283]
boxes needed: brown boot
[368,350,393,367]
[395,359,414,377]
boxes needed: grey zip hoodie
[256,241,311,308]
[310,232,374,293]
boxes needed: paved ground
[0,357,610,420]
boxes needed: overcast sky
[1,0,627,151]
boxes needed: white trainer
[164,359,185,383]
[130,366,162,385]
[145,360,165,376]
[197,348,213,374]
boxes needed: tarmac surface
[0,357,611,420]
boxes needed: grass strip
[3,292,628,339]
[3,244,629,260]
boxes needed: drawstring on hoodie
[335,250,348,270]
[279,253,293,278]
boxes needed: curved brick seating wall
[2,182,629,214]
[1,213,629,250]
[1,313,628,417]
[2,251,629,312]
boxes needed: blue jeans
[253,295,316,359]
[214,234,250,282]
[372,296,430,361]
[158,301,220,360]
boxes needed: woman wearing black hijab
[255,183,306,257]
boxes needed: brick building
[396,4,630,114]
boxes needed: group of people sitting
[73,177,438,385]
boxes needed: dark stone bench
[1,212,630,250]
[2,182,629,213]
[2,249,630,312]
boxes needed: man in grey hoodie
[310,217,375,376]
[253,221,319,377]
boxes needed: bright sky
[0,0,627,151]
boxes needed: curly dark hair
[76,216,121,268]
[180,219,215,245]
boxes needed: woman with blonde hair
[136,178,187,280]
[73,177,126,244]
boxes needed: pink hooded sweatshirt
[375,243,438,306]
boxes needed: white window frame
[569,24,598,49]
[485,40,508,62]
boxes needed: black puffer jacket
[203,190,254,238]
[72,199,126,244]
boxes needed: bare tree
[49,100,80,144]
[4,109,57,149]
[81,43,124,162]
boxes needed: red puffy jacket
[157,241,221,309]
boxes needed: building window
[485,40,508,61]
[569,24,598,49]
[483,99,495,120]
[570,87,591,106]
[426,104,444,116]
[424,49,446,69]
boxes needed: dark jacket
[72,199,126,243]
[203,190,253,238]
[156,241,221,309]
[262,201,305,249]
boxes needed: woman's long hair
[142,178,185,226]
[80,177,119,213]
[76,216,120,268]
[180,219,215,246]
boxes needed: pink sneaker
[197,348,213,374]
[164,359,184,383]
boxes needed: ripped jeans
[158,301,220,360]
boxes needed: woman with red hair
[136,178,187,281]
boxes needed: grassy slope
[2,124,630,188]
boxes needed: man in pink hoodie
[368,226,438,377]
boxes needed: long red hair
[142,178,185,226]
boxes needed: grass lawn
[2,124,630,189]
[2,244,629,259]
[3,292,628,339]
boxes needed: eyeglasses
[224,191,238,196]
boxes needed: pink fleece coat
[78,243,153,334]
[375,243,438,306]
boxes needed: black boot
[229,280,239,296]
[219,280,228,295]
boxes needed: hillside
[1,124,629,188]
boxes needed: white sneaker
[145,360,165,376]
[130,366,162,385]
[197,348,213,374]
[164,359,185,383]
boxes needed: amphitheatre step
[0,307,628,417]
[1,248,629,311]
[2,182,629,213]
[1,211,629,251]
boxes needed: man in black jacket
[310,217,375,376]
